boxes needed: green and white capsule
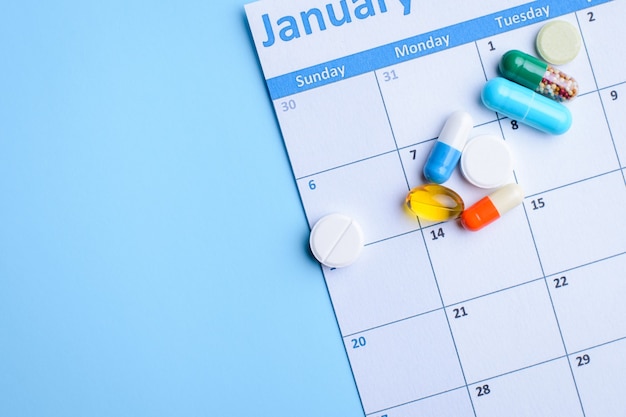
[499,50,578,102]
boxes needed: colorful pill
[481,77,572,135]
[423,111,473,184]
[405,184,464,222]
[500,50,578,102]
[461,183,524,231]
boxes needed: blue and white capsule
[423,111,473,183]
[481,77,572,135]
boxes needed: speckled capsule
[500,50,578,102]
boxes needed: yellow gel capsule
[405,184,465,222]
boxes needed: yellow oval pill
[405,184,465,222]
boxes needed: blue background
[0,1,362,416]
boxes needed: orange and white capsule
[461,184,524,231]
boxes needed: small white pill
[460,135,513,189]
[309,213,364,268]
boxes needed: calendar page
[244,0,626,415]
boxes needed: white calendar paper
[245,0,626,415]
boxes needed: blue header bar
[266,0,611,100]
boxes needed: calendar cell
[376,44,494,149]
[298,153,416,245]
[600,83,626,169]
[549,253,626,354]
[400,140,434,189]
[471,358,584,417]
[577,2,626,89]
[346,310,465,414]
[525,172,626,276]
[448,280,564,383]
[276,73,396,178]
[504,93,619,196]
[377,388,474,417]
[327,232,442,336]
[570,338,626,417]
[425,204,541,306]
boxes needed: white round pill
[536,20,581,65]
[460,135,513,189]
[309,213,364,268]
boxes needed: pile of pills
[309,20,582,268]
[406,110,522,231]
[482,21,581,135]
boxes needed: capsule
[461,183,524,231]
[423,111,473,184]
[500,50,578,102]
[405,184,464,222]
[481,77,572,135]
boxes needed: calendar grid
[248,0,626,414]
[344,249,626,339]
[488,16,590,413]
[296,131,625,197]
[519,191,589,417]
[574,12,626,186]
[349,221,626,413]
[346,8,626,408]
[364,333,626,416]
[302,158,623,248]
[373,66,480,417]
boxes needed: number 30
[281,100,296,111]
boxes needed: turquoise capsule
[481,77,572,135]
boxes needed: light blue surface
[0,1,362,416]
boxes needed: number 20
[352,337,366,348]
